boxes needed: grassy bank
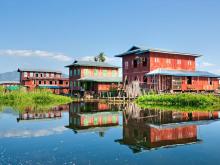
[136,93,220,110]
[0,87,73,111]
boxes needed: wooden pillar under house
[158,75,161,92]
[171,76,173,92]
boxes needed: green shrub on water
[0,88,73,111]
[136,93,220,108]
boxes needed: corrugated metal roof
[77,76,122,83]
[17,68,62,74]
[115,46,144,57]
[38,85,61,89]
[65,60,120,68]
[115,45,202,57]
[146,68,220,78]
[5,86,20,91]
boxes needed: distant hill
[0,71,68,81]
[0,71,20,81]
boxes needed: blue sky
[0,0,220,74]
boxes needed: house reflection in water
[116,104,220,152]
[66,102,121,136]
[17,105,69,122]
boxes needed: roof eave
[137,50,202,57]
[65,64,120,68]
[17,68,62,73]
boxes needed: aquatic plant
[136,93,220,110]
[0,88,73,111]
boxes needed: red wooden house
[18,68,69,94]
[65,60,122,94]
[115,46,219,92]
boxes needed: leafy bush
[136,93,220,107]
[0,89,73,111]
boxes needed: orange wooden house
[115,46,219,92]
[66,60,122,94]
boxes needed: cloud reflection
[0,126,67,138]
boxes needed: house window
[77,69,80,75]
[74,81,77,87]
[208,78,213,85]
[187,77,192,85]
[133,59,138,68]
[188,60,192,66]
[84,69,89,76]
[166,59,171,64]
[70,70,73,77]
[103,70,107,76]
[59,80,63,85]
[143,76,147,82]
[36,73,38,77]
[39,81,41,84]
[125,61,129,69]
[40,73,43,77]
[74,69,77,75]
[30,72,33,77]
[177,60,181,65]
[155,58,159,63]
[66,81,68,85]
[50,81,53,85]
[44,81,46,84]
[142,57,147,67]
[24,72,28,77]
[94,69,98,76]
[70,81,73,88]
[112,70,117,77]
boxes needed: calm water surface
[0,102,220,165]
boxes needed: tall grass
[0,87,73,111]
[136,93,220,108]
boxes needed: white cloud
[196,60,216,71]
[201,62,215,67]
[0,49,73,62]
[80,55,95,61]
[215,69,220,74]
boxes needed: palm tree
[94,52,106,62]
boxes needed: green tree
[94,52,106,62]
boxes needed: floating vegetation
[136,93,220,111]
[0,87,73,111]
